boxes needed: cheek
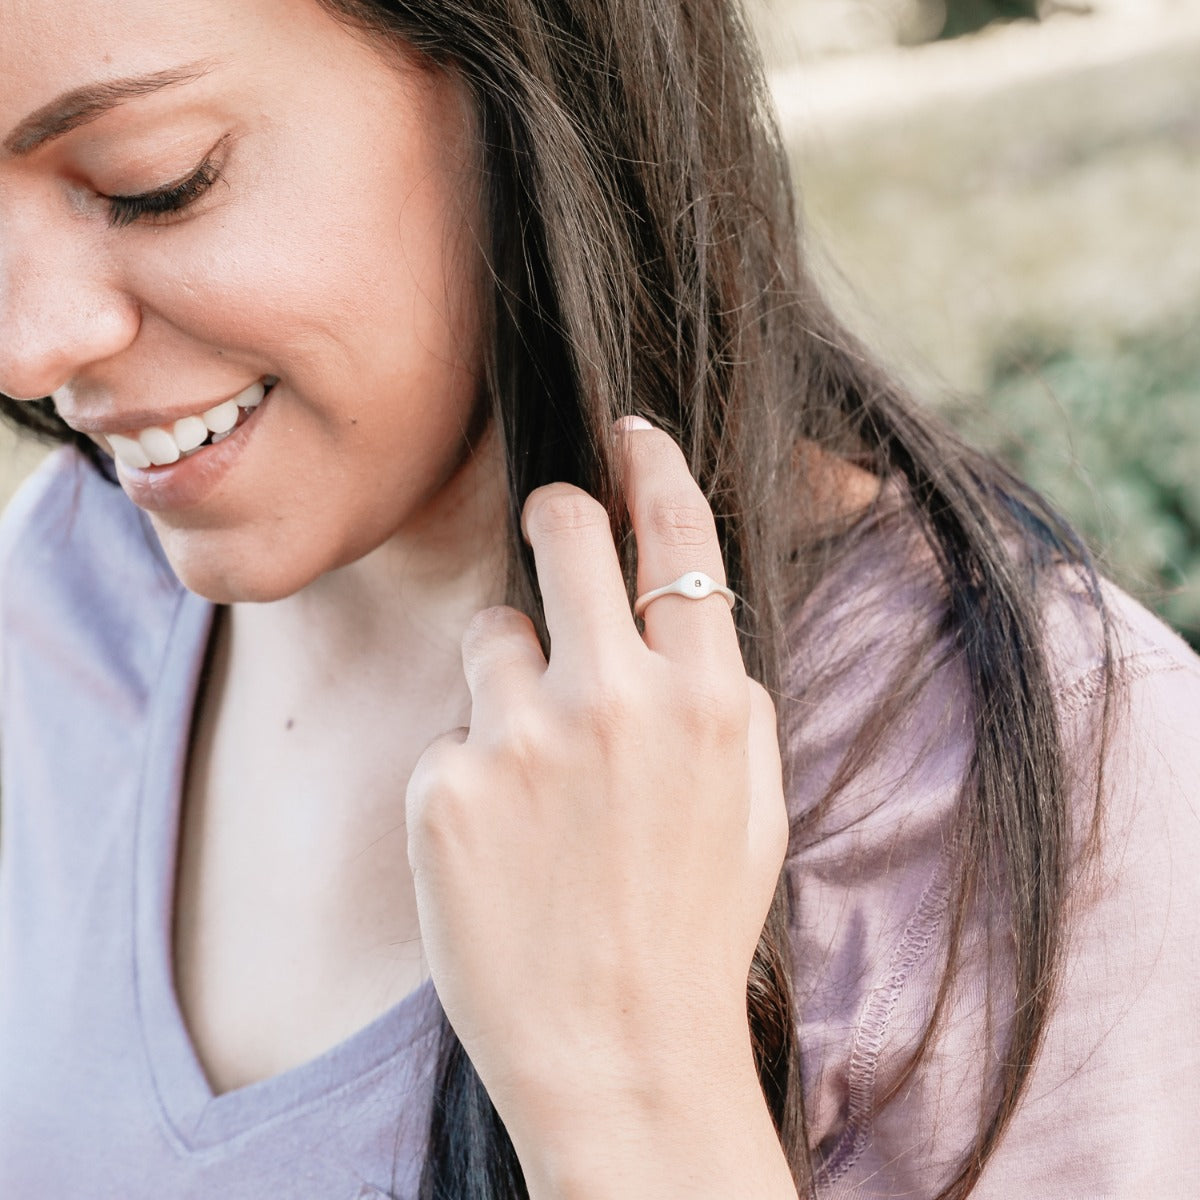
[134,210,454,375]
[130,110,485,391]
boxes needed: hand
[406,421,795,1197]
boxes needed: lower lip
[115,386,276,513]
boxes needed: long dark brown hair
[1,1,1109,1196]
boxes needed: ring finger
[618,420,743,671]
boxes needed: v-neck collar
[133,587,439,1153]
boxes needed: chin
[151,523,324,605]
[150,514,398,606]
[172,559,316,606]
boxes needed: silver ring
[633,571,736,618]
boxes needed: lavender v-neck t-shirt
[2,448,1199,1197]
[0,452,440,1198]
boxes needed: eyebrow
[3,63,214,157]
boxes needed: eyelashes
[105,151,224,228]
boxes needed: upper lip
[57,381,269,438]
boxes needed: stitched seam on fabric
[814,644,1193,1189]
[815,847,956,1187]
[175,1022,443,1161]
[1058,648,1188,716]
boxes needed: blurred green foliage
[946,321,1200,650]
[940,0,1041,40]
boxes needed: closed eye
[105,152,222,228]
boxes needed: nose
[0,228,140,402]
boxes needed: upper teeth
[107,381,267,469]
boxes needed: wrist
[500,1030,799,1200]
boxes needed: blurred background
[1,0,1196,646]
[752,0,1200,646]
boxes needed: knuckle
[675,672,749,741]
[524,485,607,540]
[755,774,792,874]
[747,679,778,727]
[643,493,714,550]
[499,704,549,761]
[769,796,792,863]
[462,605,532,659]
[568,671,639,739]
[406,742,472,836]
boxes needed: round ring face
[633,570,735,617]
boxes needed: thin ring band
[633,570,737,618]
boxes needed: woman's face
[0,0,491,603]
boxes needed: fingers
[520,483,642,668]
[460,605,547,734]
[617,421,742,671]
[516,422,740,675]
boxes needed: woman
[0,0,1196,1196]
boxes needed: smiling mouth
[106,377,278,469]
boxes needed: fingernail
[614,415,653,432]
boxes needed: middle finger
[521,482,642,667]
